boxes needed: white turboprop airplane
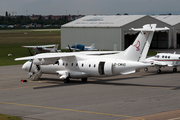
[15,24,169,83]
[22,44,61,55]
[66,43,97,51]
[144,52,180,73]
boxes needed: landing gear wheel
[144,68,148,72]
[63,78,70,83]
[81,78,87,82]
[157,69,161,74]
[173,68,177,72]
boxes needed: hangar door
[151,32,168,49]
[177,33,180,48]
[124,33,139,49]
[125,32,168,49]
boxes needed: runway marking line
[0,101,144,120]
[0,84,57,91]
[169,117,180,120]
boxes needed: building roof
[62,15,147,28]
[152,15,180,26]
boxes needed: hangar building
[61,15,171,51]
[153,15,180,48]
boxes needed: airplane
[144,52,180,73]
[15,24,169,83]
[21,44,61,55]
[66,43,97,51]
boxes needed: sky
[0,0,180,16]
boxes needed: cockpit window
[155,55,159,58]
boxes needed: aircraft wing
[79,51,120,55]
[153,61,168,66]
[15,53,75,61]
[21,44,57,48]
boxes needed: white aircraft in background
[22,44,60,55]
[15,24,169,83]
[66,43,97,51]
[144,52,180,73]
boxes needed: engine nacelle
[104,61,113,75]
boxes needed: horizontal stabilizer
[131,24,169,32]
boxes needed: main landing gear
[173,67,177,72]
[63,78,70,83]
[157,69,161,74]
[63,78,88,83]
[156,67,177,74]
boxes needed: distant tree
[116,13,121,15]
[124,13,129,15]
[5,11,8,17]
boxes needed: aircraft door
[98,62,105,75]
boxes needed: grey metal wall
[61,27,122,50]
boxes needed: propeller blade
[29,59,33,75]
[68,45,72,52]
[27,48,33,56]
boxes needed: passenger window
[62,63,65,66]
[71,63,73,66]
[94,64,96,68]
[89,64,91,67]
[179,57,180,59]
[66,63,68,66]
[168,56,170,59]
[162,56,164,58]
[157,55,159,58]
[82,64,84,67]
[76,63,78,66]
[165,56,167,58]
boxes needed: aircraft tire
[144,68,148,72]
[63,78,70,83]
[173,68,177,72]
[157,69,161,74]
[81,78,87,82]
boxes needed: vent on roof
[83,17,103,21]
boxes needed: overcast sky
[0,0,180,16]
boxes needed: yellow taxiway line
[0,101,145,120]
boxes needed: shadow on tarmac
[33,71,180,90]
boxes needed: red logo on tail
[134,41,140,51]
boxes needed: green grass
[0,30,61,66]
[0,30,158,66]
[0,114,22,120]
[147,50,158,56]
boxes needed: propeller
[67,44,72,52]
[29,59,34,76]
[27,48,33,56]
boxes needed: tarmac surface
[0,61,180,120]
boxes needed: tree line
[0,15,70,27]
